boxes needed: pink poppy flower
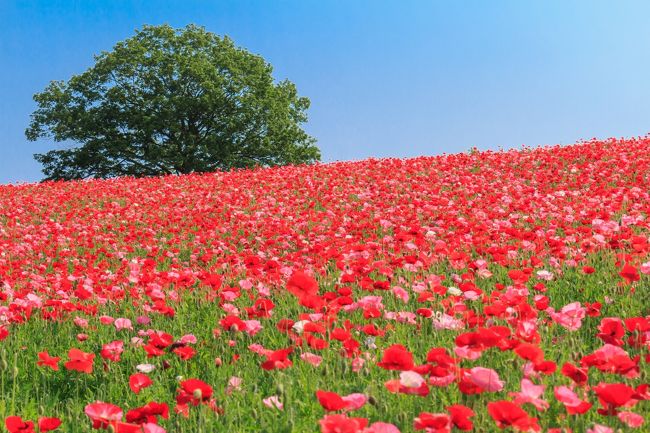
[114,318,133,331]
[466,367,504,392]
[263,396,283,410]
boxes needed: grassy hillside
[0,138,648,432]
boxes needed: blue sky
[1,1,650,183]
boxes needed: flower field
[0,137,649,433]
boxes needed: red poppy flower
[126,401,169,424]
[316,390,347,412]
[487,401,540,432]
[582,266,595,274]
[532,360,557,375]
[377,344,414,371]
[584,302,602,317]
[261,347,293,370]
[319,414,367,433]
[5,416,35,433]
[36,351,60,371]
[619,264,639,283]
[84,402,123,429]
[109,422,143,433]
[593,383,636,413]
[149,332,173,349]
[413,412,451,432]
[514,343,544,364]
[560,362,588,385]
[447,405,475,431]
[100,340,124,363]
[37,417,61,432]
[64,348,95,374]
[287,271,319,299]
[597,318,625,346]
[220,315,247,332]
[129,373,153,394]
[177,379,213,406]
[173,346,196,360]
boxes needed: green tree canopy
[26,24,320,180]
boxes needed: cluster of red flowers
[0,137,649,431]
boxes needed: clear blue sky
[2,1,650,183]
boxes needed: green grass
[0,251,647,432]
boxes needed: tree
[26,24,320,180]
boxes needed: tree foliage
[26,24,320,180]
